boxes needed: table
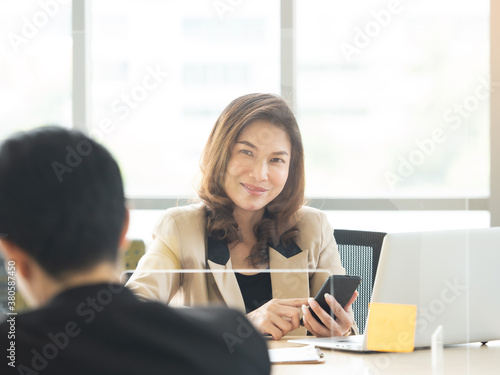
[268,337,500,375]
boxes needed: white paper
[268,345,323,363]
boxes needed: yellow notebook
[366,302,417,353]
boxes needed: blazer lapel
[206,237,245,311]
[269,241,310,300]
[269,241,309,336]
[206,237,311,319]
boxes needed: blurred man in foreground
[0,126,270,375]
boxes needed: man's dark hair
[0,126,126,279]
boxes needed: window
[297,0,489,198]
[88,0,280,196]
[1,1,496,238]
[0,1,72,139]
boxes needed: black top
[0,283,270,375]
[207,236,273,313]
[235,271,273,314]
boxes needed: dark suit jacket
[0,283,270,375]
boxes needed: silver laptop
[290,227,500,351]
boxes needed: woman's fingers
[246,299,305,339]
[274,298,310,308]
[267,302,302,333]
[287,309,302,331]
[324,293,354,335]
[344,290,358,311]
[303,293,356,337]
[302,304,324,336]
[304,298,339,336]
[262,321,285,340]
[247,294,356,340]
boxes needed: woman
[127,93,357,339]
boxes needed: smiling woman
[126,93,358,340]
[225,120,291,216]
[198,94,305,267]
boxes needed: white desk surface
[268,337,500,375]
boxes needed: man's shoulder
[120,290,253,339]
[119,298,270,374]
[0,295,270,375]
[176,305,248,328]
[138,299,248,333]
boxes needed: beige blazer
[126,204,355,335]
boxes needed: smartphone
[307,275,361,325]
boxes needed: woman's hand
[246,298,309,340]
[301,291,358,337]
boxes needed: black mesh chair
[334,229,387,334]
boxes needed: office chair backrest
[122,239,146,283]
[334,229,386,334]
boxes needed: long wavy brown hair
[198,93,305,266]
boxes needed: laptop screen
[369,227,500,347]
